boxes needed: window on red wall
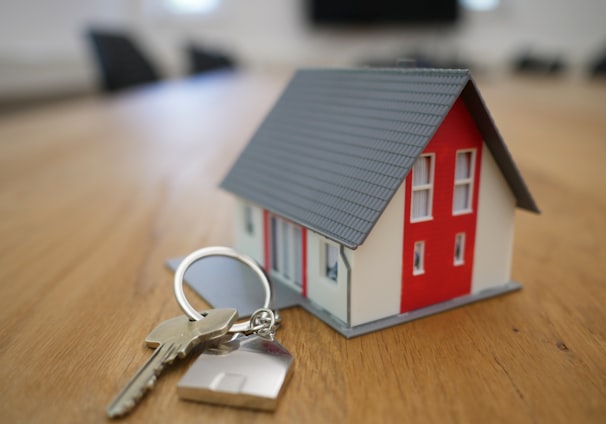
[411,154,434,221]
[453,150,476,214]
[454,233,465,265]
[413,241,425,275]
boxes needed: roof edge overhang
[461,79,540,214]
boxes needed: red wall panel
[401,98,483,313]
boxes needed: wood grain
[0,71,604,424]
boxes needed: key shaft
[107,341,176,417]
[107,308,238,418]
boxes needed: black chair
[588,46,606,77]
[87,29,161,93]
[185,43,235,75]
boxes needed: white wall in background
[0,0,135,97]
[1,0,605,98]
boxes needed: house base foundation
[167,256,521,338]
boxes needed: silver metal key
[107,308,238,418]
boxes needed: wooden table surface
[1,71,605,423]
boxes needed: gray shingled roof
[221,68,538,249]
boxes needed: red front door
[400,98,483,313]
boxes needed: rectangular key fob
[177,333,294,411]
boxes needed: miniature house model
[221,68,539,337]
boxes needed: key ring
[173,246,273,334]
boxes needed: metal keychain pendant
[177,330,294,410]
[173,247,294,411]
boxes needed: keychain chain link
[249,308,278,339]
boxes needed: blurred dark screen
[307,0,459,26]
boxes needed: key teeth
[107,375,159,418]
[146,375,157,389]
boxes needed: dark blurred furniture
[512,52,567,75]
[588,47,606,77]
[87,29,161,93]
[185,43,235,75]
[362,53,468,70]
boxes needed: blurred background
[1,0,605,113]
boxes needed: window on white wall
[281,219,291,280]
[293,227,302,286]
[243,204,254,235]
[413,241,425,275]
[270,216,279,272]
[269,214,303,288]
[324,243,338,282]
[411,154,434,221]
[453,150,475,214]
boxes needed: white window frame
[269,214,303,288]
[454,233,466,266]
[453,149,476,215]
[411,154,435,222]
[413,241,425,275]
[293,227,302,287]
[323,242,339,283]
[243,204,254,235]
[281,219,291,280]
